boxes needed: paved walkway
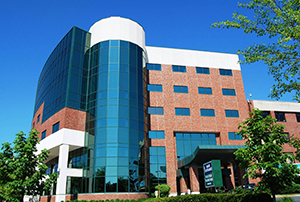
[276,194,300,201]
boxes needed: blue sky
[0,0,295,145]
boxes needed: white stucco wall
[145,46,241,70]
[89,16,145,50]
[252,100,300,112]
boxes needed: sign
[203,160,223,188]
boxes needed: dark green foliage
[277,183,300,194]
[277,197,295,202]
[0,130,58,202]
[234,109,300,201]
[212,0,300,102]
[154,184,171,197]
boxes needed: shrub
[155,184,171,198]
[277,197,295,202]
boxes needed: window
[173,86,188,93]
[262,111,270,118]
[225,110,239,117]
[275,112,286,122]
[200,109,215,117]
[196,67,210,74]
[149,131,165,139]
[37,114,40,123]
[148,107,164,115]
[147,64,161,71]
[172,65,186,73]
[32,122,35,129]
[282,132,290,143]
[52,122,60,133]
[175,108,190,116]
[148,84,163,92]
[219,69,233,76]
[198,87,212,95]
[222,88,236,96]
[296,113,300,122]
[228,132,242,140]
[41,130,47,140]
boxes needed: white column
[55,144,69,202]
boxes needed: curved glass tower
[83,18,148,193]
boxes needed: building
[31,17,300,202]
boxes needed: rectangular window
[196,67,210,74]
[147,64,161,71]
[262,111,270,118]
[283,132,290,143]
[198,87,212,95]
[52,122,60,133]
[173,86,188,93]
[225,110,239,117]
[148,107,164,115]
[148,84,163,92]
[222,88,236,96]
[296,113,300,122]
[275,112,286,122]
[175,108,190,116]
[32,122,35,129]
[219,69,233,76]
[228,132,242,140]
[149,147,167,186]
[172,65,186,73]
[37,114,40,123]
[149,131,165,139]
[200,109,215,117]
[41,130,47,140]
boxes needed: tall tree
[212,0,300,102]
[0,130,57,202]
[234,109,300,202]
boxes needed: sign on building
[203,160,223,188]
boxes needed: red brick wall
[148,65,248,194]
[32,104,86,140]
[40,196,55,202]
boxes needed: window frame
[296,113,300,122]
[196,67,210,74]
[275,112,286,122]
[198,87,212,95]
[175,108,190,116]
[173,85,188,93]
[222,88,236,96]
[148,84,163,92]
[41,130,47,140]
[52,122,60,134]
[225,110,239,118]
[147,64,161,71]
[172,65,186,73]
[149,131,165,139]
[148,107,164,115]
[200,109,215,117]
[228,132,243,140]
[219,69,233,76]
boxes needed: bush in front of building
[145,193,272,202]
[277,183,300,194]
[66,199,147,202]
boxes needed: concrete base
[56,194,65,202]
[169,192,177,197]
[191,191,200,195]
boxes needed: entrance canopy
[177,145,245,169]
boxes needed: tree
[212,0,300,102]
[234,108,300,202]
[0,130,58,202]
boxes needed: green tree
[234,109,300,202]
[212,0,300,102]
[0,130,58,202]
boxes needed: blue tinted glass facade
[33,27,91,123]
[41,130,46,140]
[176,133,216,160]
[84,40,147,193]
[149,147,167,186]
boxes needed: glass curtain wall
[34,27,90,123]
[84,40,148,193]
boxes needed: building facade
[32,17,300,202]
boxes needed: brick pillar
[229,162,235,189]
[189,165,200,194]
[180,177,188,195]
